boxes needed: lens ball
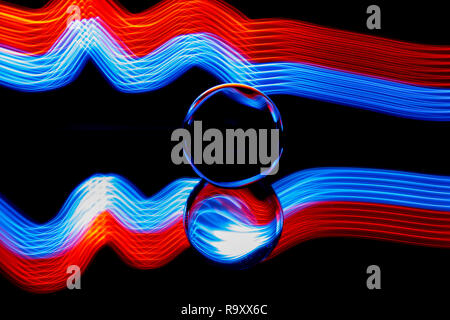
[184,180,283,268]
[183,83,283,188]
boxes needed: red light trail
[1,0,450,87]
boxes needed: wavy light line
[2,168,450,291]
[2,0,450,293]
[185,183,283,266]
[1,20,450,120]
[1,0,450,88]
[0,174,198,258]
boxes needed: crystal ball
[183,83,283,188]
[184,180,283,269]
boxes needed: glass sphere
[183,84,283,188]
[184,180,283,269]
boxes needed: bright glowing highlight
[0,17,450,119]
[2,168,450,291]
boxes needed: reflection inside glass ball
[184,180,283,268]
[183,83,283,188]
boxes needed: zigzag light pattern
[2,0,450,292]
[1,0,450,119]
[2,0,450,88]
[3,168,450,291]
[1,20,450,120]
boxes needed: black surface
[1,0,449,316]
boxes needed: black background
[1,0,450,316]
